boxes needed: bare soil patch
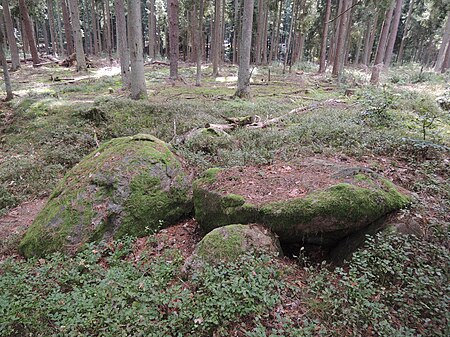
[210,156,387,206]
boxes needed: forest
[0,0,449,336]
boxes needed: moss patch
[193,166,411,246]
[19,134,192,258]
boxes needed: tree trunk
[83,0,91,54]
[234,0,254,98]
[105,0,112,60]
[47,0,57,55]
[0,15,13,101]
[2,0,20,70]
[55,0,65,56]
[435,14,450,72]
[318,0,332,73]
[397,0,415,64]
[232,0,240,64]
[212,0,222,76]
[196,0,204,86]
[370,0,395,84]
[91,0,99,55]
[255,0,264,64]
[167,0,179,79]
[128,0,147,98]
[148,0,157,59]
[269,0,283,63]
[261,2,269,65]
[441,39,450,73]
[283,0,297,73]
[332,0,351,80]
[384,0,404,67]
[42,20,50,54]
[68,0,86,71]
[115,0,130,88]
[18,0,40,65]
[61,0,74,55]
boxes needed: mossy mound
[193,163,411,246]
[184,224,282,271]
[19,134,192,257]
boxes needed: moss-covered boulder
[193,162,411,246]
[19,134,192,257]
[184,224,282,271]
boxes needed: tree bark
[55,0,65,56]
[61,0,74,55]
[235,0,254,98]
[148,0,157,59]
[68,0,86,71]
[283,0,297,73]
[384,0,404,67]
[91,0,99,55]
[269,0,283,63]
[18,0,40,65]
[212,0,222,76]
[42,20,50,54]
[196,0,204,86]
[255,0,264,64]
[232,0,240,64]
[0,16,13,101]
[318,0,332,73]
[370,0,395,84]
[47,0,57,55]
[441,39,450,73]
[435,14,450,72]
[261,1,269,65]
[397,0,415,64]
[115,0,130,88]
[105,0,112,60]
[2,0,20,70]
[167,0,179,79]
[128,0,147,98]
[332,0,351,80]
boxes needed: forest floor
[0,59,449,335]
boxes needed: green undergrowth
[1,228,449,336]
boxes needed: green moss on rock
[187,224,282,268]
[193,166,411,246]
[19,134,192,258]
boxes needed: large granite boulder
[19,134,192,257]
[193,161,410,247]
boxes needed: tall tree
[318,0,332,73]
[2,0,20,70]
[384,0,404,67]
[212,0,222,76]
[167,0,179,79]
[148,0,157,59]
[18,0,40,65]
[68,0,86,71]
[196,0,204,86]
[332,0,351,80]
[232,0,240,64]
[105,0,112,60]
[441,39,450,73]
[435,14,450,72]
[61,0,74,55]
[91,0,99,55]
[0,13,13,101]
[235,0,254,98]
[115,0,130,88]
[370,0,395,84]
[47,0,57,55]
[128,0,147,98]
[397,0,415,64]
